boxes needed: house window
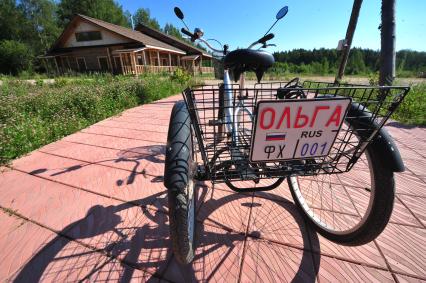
[76,57,86,71]
[98,56,109,70]
[75,31,102,42]
[137,55,144,65]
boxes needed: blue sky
[118,0,426,52]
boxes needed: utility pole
[335,0,363,84]
[379,0,396,85]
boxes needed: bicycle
[164,6,410,264]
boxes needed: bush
[368,72,379,86]
[139,74,185,103]
[0,40,33,75]
[170,68,192,85]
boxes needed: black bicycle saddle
[224,49,275,82]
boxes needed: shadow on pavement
[17,144,320,281]
[11,186,320,282]
[386,121,425,129]
[29,145,166,186]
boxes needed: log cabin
[40,14,214,75]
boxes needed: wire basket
[183,81,410,183]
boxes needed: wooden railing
[200,67,214,73]
[135,65,144,74]
[122,65,133,75]
[144,66,178,73]
[122,65,214,75]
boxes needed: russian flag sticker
[265,133,286,141]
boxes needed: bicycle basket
[182,81,410,183]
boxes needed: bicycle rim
[289,149,376,235]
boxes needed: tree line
[1,0,425,77]
[273,48,426,77]
[0,0,188,75]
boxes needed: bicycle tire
[288,138,395,245]
[164,101,196,264]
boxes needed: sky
[118,0,426,52]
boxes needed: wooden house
[41,14,214,75]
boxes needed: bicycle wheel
[164,101,196,264]
[288,129,395,245]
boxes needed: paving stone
[63,132,158,152]
[64,205,171,277]
[93,121,170,135]
[240,239,317,282]
[404,158,426,178]
[11,151,167,208]
[397,195,426,227]
[395,274,426,283]
[390,197,423,227]
[253,180,294,202]
[1,95,426,281]
[310,226,388,269]
[248,194,311,249]
[0,211,157,282]
[316,255,394,282]
[376,223,426,277]
[197,188,252,233]
[395,171,426,197]
[163,224,244,282]
[38,141,166,178]
[0,211,56,281]
[0,169,168,241]
[82,124,167,142]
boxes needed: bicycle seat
[224,49,275,82]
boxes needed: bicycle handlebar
[258,33,275,44]
[197,38,224,53]
[182,30,274,54]
[181,28,195,41]
[247,33,275,49]
[181,28,224,54]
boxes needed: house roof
[181,55,200,61]
[49,14,186,54]
[135,24,212,58]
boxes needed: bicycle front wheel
[288,144,395,245]
[164,101,196,264]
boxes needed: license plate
[250,98,351,162]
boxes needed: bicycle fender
[348,103,405,172]
[369,127,405,172]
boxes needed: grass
[0,72,200,165]
[392,83,426,126]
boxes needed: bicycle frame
[222,70,253,147]
[194,38,253,147]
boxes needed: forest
[273,48,426,77]
[1,0,425,77]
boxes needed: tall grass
[0,73,196,165]
[392,83,426,126]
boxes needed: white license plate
[250,98,351,162]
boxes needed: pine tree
[57,0,130,28]
[133,8,160,30]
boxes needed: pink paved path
[0,94,425,282]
